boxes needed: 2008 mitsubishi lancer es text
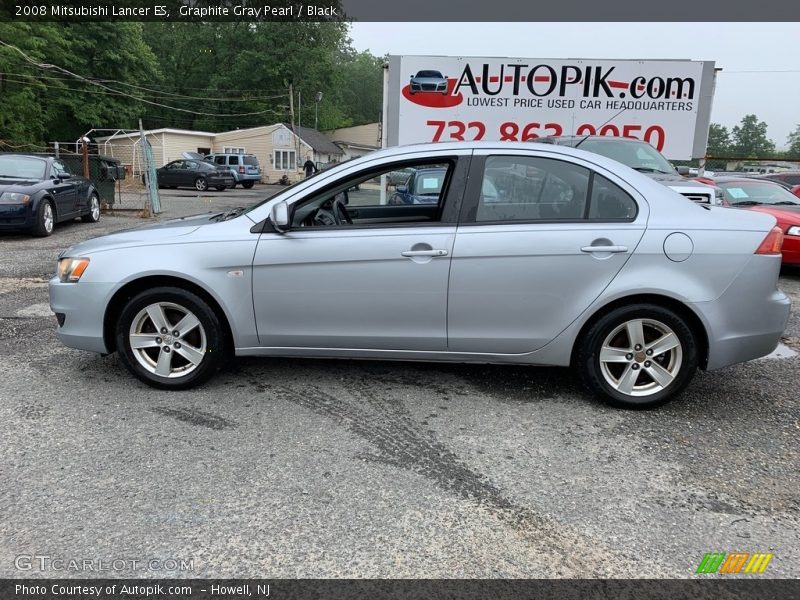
[49,142,791,408]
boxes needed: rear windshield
[244,155,259,166]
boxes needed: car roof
[540,135,651,147]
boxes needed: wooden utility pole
[81,137,89,178]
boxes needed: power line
[1,71,286,101]
[0,39,285,117]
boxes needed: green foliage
[787,125,800,156]
[731,114,775,158]
[0,21,385,147]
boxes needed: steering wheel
[332,197,353,225]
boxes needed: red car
[714,177,800,266]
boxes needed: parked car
[540,136,724,205]
[762,171,800,188]
[152,159,234,191]
[409,70,449,95]
[49,141,790,409]
[714,176,800,266]
[388,167,447,204]
[0,154,100,237]
[204,153,261,188]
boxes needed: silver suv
[204,153,261,189]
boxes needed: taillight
[239,166,245,174]
[755,226,784,255]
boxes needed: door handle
[401,249,448,257]
[580,245,628,253]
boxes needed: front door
[49,160,78,217]
[251,154,470,351]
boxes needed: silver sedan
[49,142,791,408]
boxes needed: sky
[348,22,800,149]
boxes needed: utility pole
[81,137,89,178]
[289,84,299,173]
[298,89,301,128]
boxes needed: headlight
[0,192,32,204]
[57,257,90,283]
[787,226,800,237]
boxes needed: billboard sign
[385,56,717,159]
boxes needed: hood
[748,205,800,224]
[60,212,222,257]
[647,172,709,188]
[0,178,41,190]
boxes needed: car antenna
[574,107,628,149]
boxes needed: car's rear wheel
[194,177,208,192]
[32,200,55,237]
[116,287,225,389]
[577,304,698,409]
[241,181,255,189]
[81,193,100,223]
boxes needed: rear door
[447,150,648,354]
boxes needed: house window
[223,146,245,154]
[274,150,296,171]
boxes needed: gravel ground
[1,188,798,579]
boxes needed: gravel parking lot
[1,186,798,578]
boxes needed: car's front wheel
[81,193,101,223]
[116,287,226,389]
[32,199,55,237]
[577,304,698,409]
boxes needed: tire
[32,199,55,237]
[241,181,255,189]
[194,177,208,192]
[116,287,226,390]
[215,186,226,191]
[576,304,698,409]
[81,193,100,223]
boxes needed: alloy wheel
[128,302,207,378]
[598,318,683,397]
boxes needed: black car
[0,154,100,237]
[152,159,234,191]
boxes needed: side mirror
[396,184,408,194]
[56,173,72,181]
[676,166,691,176]
[270,200,290,233]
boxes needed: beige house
[94,124,344,183]
[325,123,381,161]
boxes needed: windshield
[719,181,800,206]
[414,170,446,195]
[579,139,675,174]
[415,70,443,78]
[0,155,47,179]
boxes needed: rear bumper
[49,278,115,354]
[691,255,791,370]
[233,173,261,183]
[782,235,800,265]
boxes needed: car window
[229,155,239,166]
[243,155,259,166]
[589,174,637,219]
[290,161,454,228]
[477,156,589,222]
[52,160,71,178]
[213,156,225,165]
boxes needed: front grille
[681,193,711,204]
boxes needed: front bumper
[49,278,116,354]
[0,203,34,230]
[691,255,791,370]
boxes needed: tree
[706,123,730,156]
[731,114,775,158]
[787,125,800,156]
